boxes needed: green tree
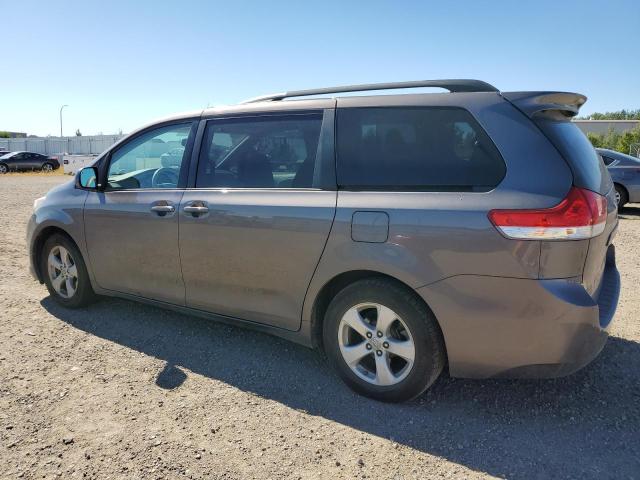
[578,109,640,120]
[0,131,10,138]
[585,126,640,154]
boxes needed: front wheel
[41,163,54,173]
[41,234,97,308]
[0,163,7,174]
[323,278,445,402]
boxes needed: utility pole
[59,105,68,138]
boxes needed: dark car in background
[0,151,60,173]
[597,148,640,210]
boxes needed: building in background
[0,131,27,138]
[0,134,124,156]
[573,120,640,135]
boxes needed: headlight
[33,196,46,211]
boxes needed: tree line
[579,110,640,155]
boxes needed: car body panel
[27,88,621,380]
[179,189,336,330]
[27,179,89,281]
[300,92,581,330]
[83,189,187,305]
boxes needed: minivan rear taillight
[488,187,607,240]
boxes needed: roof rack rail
[241,79,499,103]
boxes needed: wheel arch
[309,270,448,362]
[32,226,82,283]
[614,182,629,202]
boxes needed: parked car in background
[27,80,620,402]
[0,151,60,173]
[597,148,640,210]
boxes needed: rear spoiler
[501,91,587,120]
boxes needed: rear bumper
[416,245,620,379]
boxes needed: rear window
[536,120,611,194]
[336,107,505,191]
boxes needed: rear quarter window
[536,120,611,194]
[336,107,505,191]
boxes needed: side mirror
[77,166,99,190]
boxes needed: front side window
[336,107,506,191]
[107,123,192,190]
[196,114,323,188]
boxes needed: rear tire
[41,234,97,308]
[0,163,7,174]
[41,163,54,173]
[323,278,445,402]
[615,184,628,212]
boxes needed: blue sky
[2,0,639,136]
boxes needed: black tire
[41,233,97,308]
[323,277,445,402]
[41,162,54,173]
[615,184,628,212]
[0,163,7,174]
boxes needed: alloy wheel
[338,303,415,386]
[47,245,78,298]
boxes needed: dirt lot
[1,175,639,480]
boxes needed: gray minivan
[27,80,620,402]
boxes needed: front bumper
[416,245,620,379]
[26,214,42,283]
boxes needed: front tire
[0,163,7,174]
[41,234,96,308]
[41,163,54,173]
[323,278,445,402]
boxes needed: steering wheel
[151,167,179,188]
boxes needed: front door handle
[150,204,175,216]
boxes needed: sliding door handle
[183,201,209,217]
[183,205,209,214]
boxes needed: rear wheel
[0,163,7,174]
[41,162,54,173]
[41,234,96,308]
[615,184,628,212]
[323,278,445,402]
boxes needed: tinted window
[196,114,323,188]
[107,123,192,190]
[536,120,610,194]
[336,107,505,191]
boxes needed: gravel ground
[1,175,639,480]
